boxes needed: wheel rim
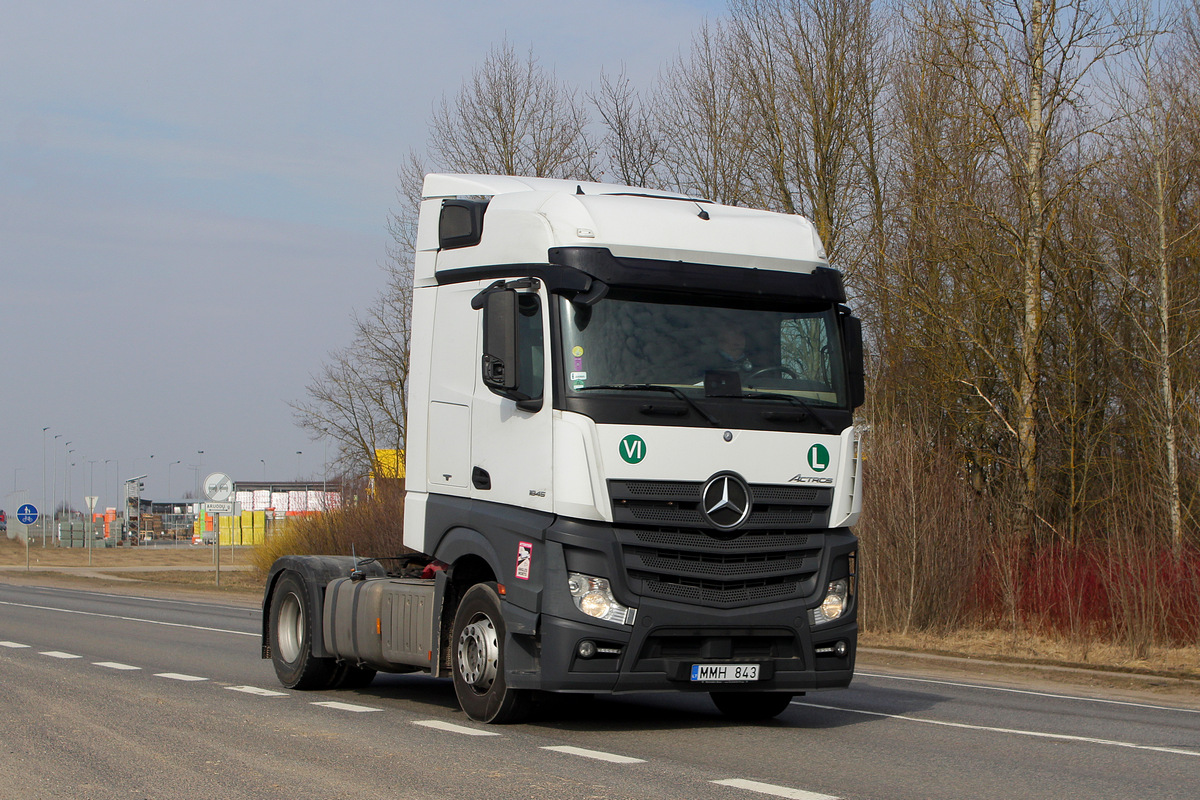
[457,614,498,693]
[277,591,304,664]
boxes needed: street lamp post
[52,435,62,529]
[42,426,49,547]
[64,442,74,522]
[260,459,266,481]
[167,460,181,497]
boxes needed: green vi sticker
[619,434,647,464]
[807,443,830,473]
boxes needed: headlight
[567,573,637,625]
[810,579,849,625]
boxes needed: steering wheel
[747,365,802,381]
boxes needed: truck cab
[264,174,863,723]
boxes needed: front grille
[609,479,831,608]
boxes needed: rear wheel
[269,571,337,689]
[710,691,795,720]
[451,582,532,723]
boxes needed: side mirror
[482,288,520,392]
[841,314,865,410]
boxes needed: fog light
[835,640,847,657]
[567,572,637,625]
[578,640,598,659]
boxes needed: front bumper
[507,601,856,694]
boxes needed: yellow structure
[374,449,406,479]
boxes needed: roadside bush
[972,534,1200,655]
[250,480,408,578]
[855,419,988,633]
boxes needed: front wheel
[710,691,795,720]
[451,582,532,723]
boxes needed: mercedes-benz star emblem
[701,473,752,530]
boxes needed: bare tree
[726,0,888,274]
[428,39,596,180]
[292,264,412,480]
[1100,1,1200,556]
[590,67,664,188]
[655,21,757,204]
[889,0,1140,541]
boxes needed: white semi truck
[262,173,864,723]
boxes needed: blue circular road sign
[17,504,39,525]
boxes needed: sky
[1,0,724,515]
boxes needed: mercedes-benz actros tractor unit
[262,173,864,723]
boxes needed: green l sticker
[807,443,830,472]
[620,434,647,464]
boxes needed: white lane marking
[17,584,259,614]
[0,599,257,637]
[796,700,1200,758]
[540,745,646,764]
[413,720,502,736]
[0,641,31,648]
[227,686,289,697]
[94,662,141,671]
[857,671,1200,715]
[312,701,382,713]
[155,672,208,682]
[40,651,82,659]
[712,778,839,799]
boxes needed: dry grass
[0,537,260,599]
[0,537,229,568]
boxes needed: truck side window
[516,293,544,403]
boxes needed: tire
[710,691,794,720]
[451,582,532,724]
[269,571,337,689]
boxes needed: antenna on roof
[695,203,710,220]
[576,185,585,195]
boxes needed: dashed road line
[0,641,31,648]
[312,701,382,713]
[227,685,289,697]
[414,720,502,736]
[155,672,208,682]
[797,700,1200,758]
[94,661,141,671]
[712,778,839,800]
[541,745,645,764]
[40,651,81,659]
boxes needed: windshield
[559,293,847,407]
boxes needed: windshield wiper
[576,384,721,426]
[741,392,835,433]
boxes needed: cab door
[470,279,554,513]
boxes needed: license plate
[690,664,760,682]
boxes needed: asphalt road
[1,581,1198,800]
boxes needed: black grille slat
[626,548,817,581]
[623,528,811,553]
[643,578,801,605]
